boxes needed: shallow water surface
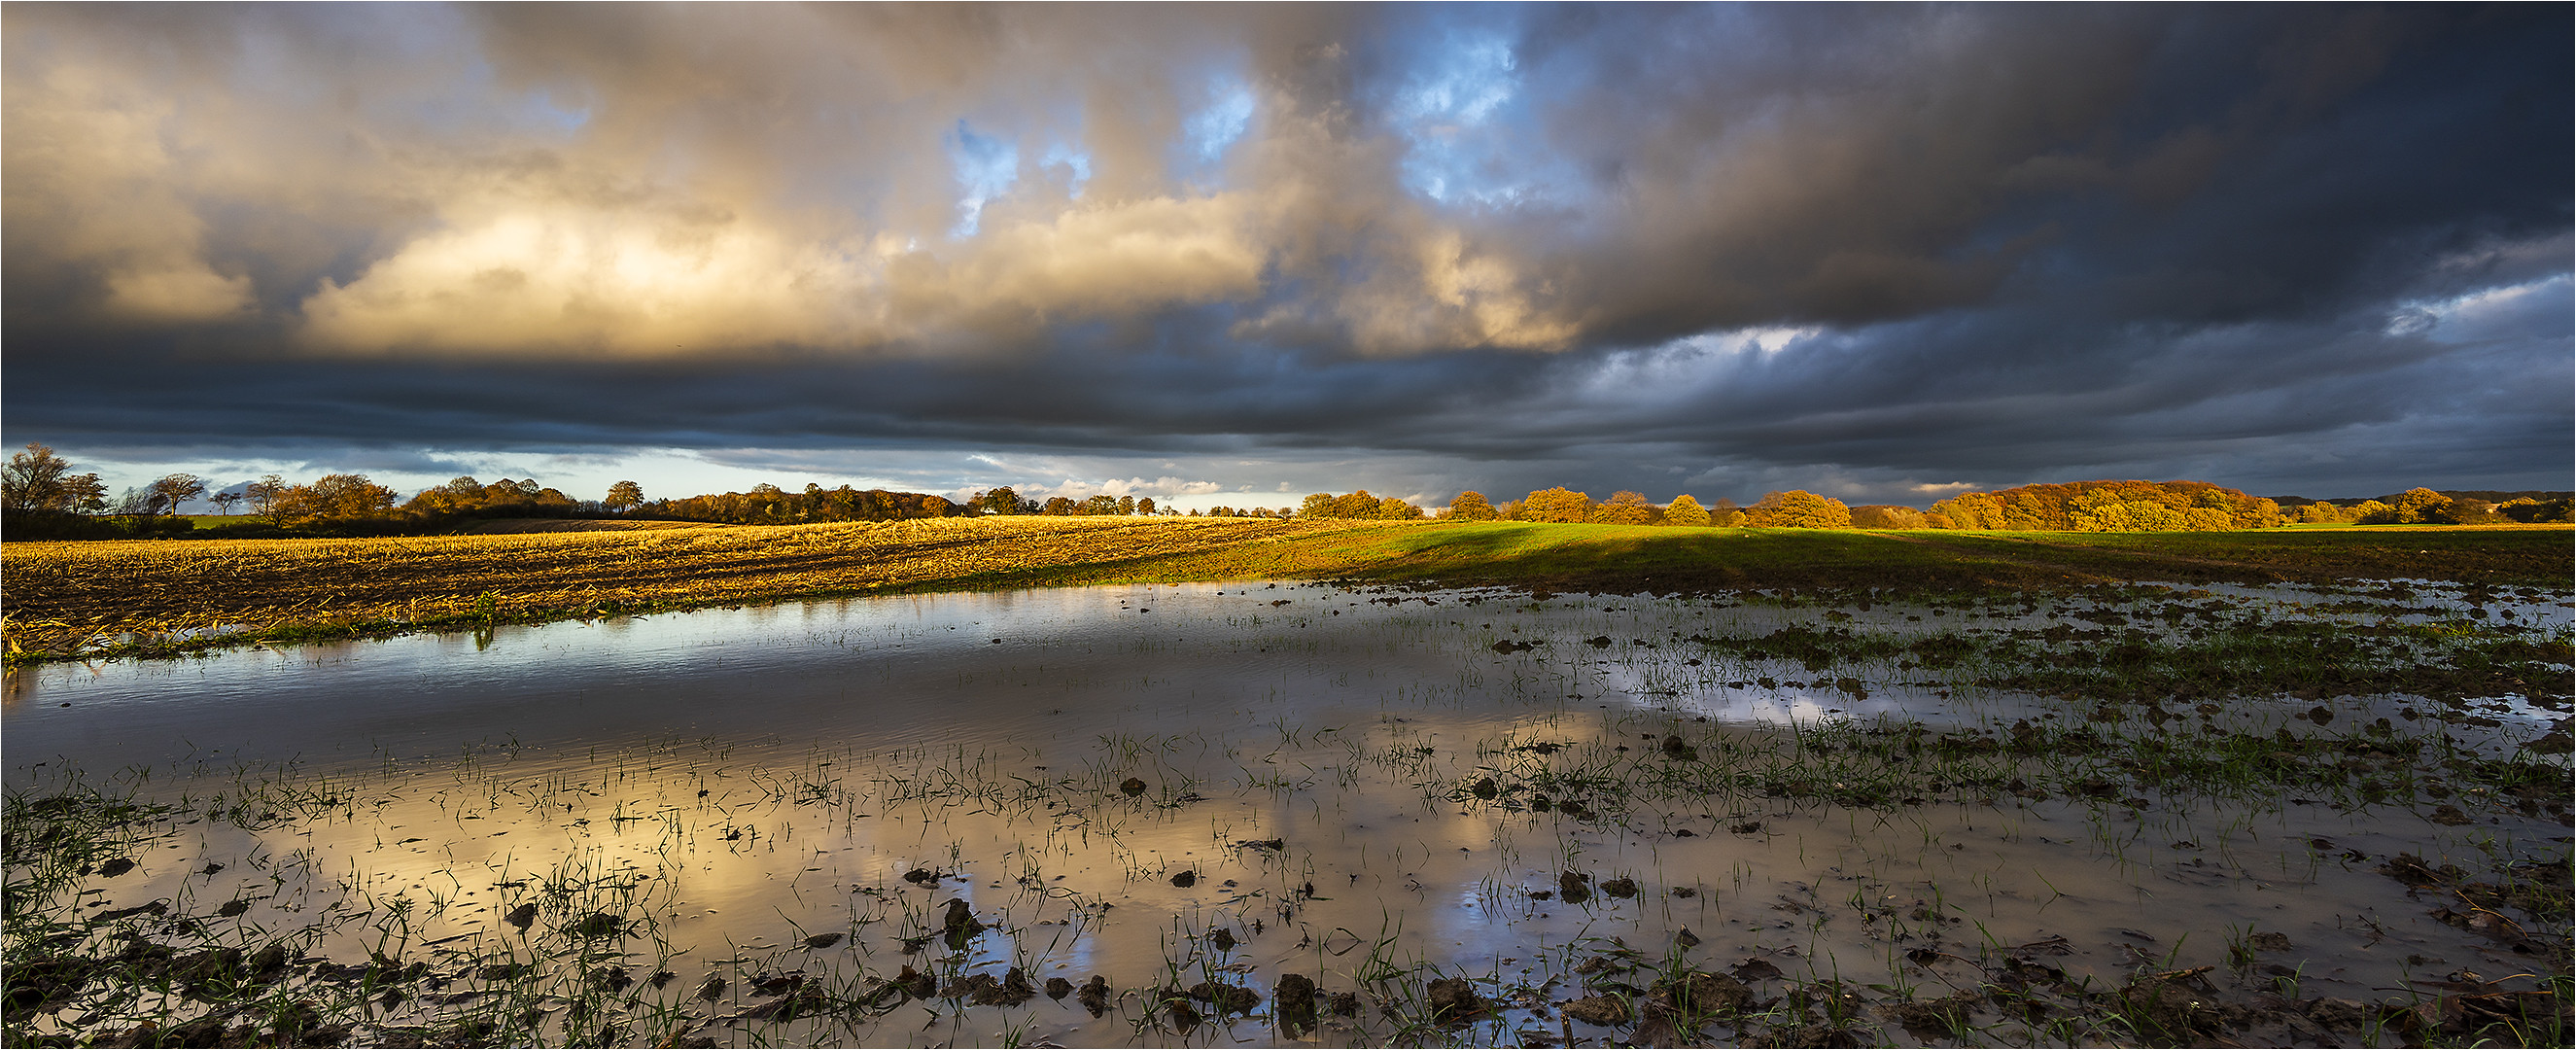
[6,581,2567,1047]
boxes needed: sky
[5,4,2569,512]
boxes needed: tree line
[1420,481,2285,531]
[2275,489,2571,525]
[1424,487,1842,527]
[6,442,2563,541]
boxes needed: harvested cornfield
[7,519,2566,663]
[0,516,1418,659]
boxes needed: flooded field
[5,579,2570,1047]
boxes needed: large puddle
[5,581,2569,1046]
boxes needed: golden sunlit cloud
[299,191,1279,356]
[3,58,253,325]
[300,196,892,356]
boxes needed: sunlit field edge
[3,516,2566,664]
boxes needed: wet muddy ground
[5,579,2569,1046]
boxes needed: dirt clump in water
[1561,994,1630,1026]
[1274,973,1318,1033]
[1187,980,1260,1015]
[1425,977,1484,1024]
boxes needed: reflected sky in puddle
[6,580,2566,1046]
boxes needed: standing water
[6,580,2568,1046]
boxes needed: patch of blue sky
[1183,81,1257,164]
[1387,33,1564,209]
[1392,34,1517,128]
[1039,142,1093,198]
[519,88,591,134]
[947,120,1020,238]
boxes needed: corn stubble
[0,517,1410,660]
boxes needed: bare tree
[145,473,207,518]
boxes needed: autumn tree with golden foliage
[1445,491,1498,520]
[1929,480,2281,532]
[272,474,401,525]
[1297,491,1424,519]
[1745,490,1852,528]
[604,480,645,512]
[1590,490,1657,525]
[1521,487,1593,523]
[1849,505,1929,529]
[1662,494,1711,526]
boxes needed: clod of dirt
[1672,887,1698,898]
[1601,877,1639,899]
[1275,973,1319,1033]
[1558,871,1591,904]
[217,899,251,918]
[8,958,99,1015]
[941,898,981,936]
[246,943,289,978]
[2113,976,2236,1042]
[945,967,1037,1005]
[1327,990,1361,1017]
[1166,999,1202,1032]
[1189,980,1261,1014]
[1208,928,1236,951]
[802,931,843,950]
[591,965,632,992]
[1045,976,1074,1000]
[1077,975,1112,1016]
[1170,870,1198,888]
[1656,971,1753,1015]
[1660,735,1699,761]
[1563,994,1631,1026]
[566,912,626,939]
[1471,777,1499,799]
[1119,777,1148,796]
[1426,977,1484,1023]
[1675,927,1702,949]
[1883,993,1981,1038]
[2380,853,2464,889]
[895,965,935,999]
[98,858,136,878]
[2428,804,2474,825]
[2245,931,2292,952]
[901,867,936,885]
[2307,997,2373,1032]
[1586,636,1614,648]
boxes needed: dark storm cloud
[3,4,2566,503]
